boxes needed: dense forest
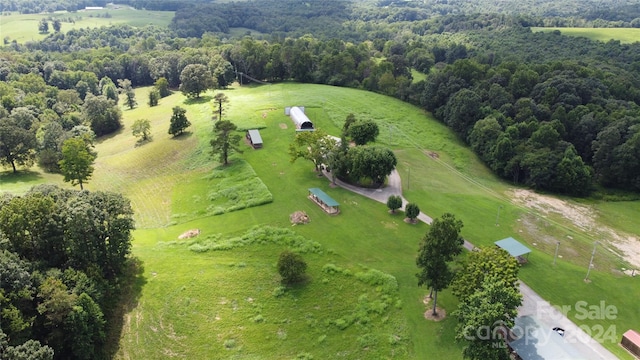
[3,3,640,195]
[2,1,640,355]
[0,185,135,359]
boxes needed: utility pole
[495,205,503,226]
[584,241,598,282]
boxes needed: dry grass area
[510,189,640,270]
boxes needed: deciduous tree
[58,137,96,190]
[179,64,215,99]
[52,19,61,32]
[65,293,105,360]
[451,246,520,302]
[99,77,118,104]
[342,113,356,135]
[154,77,171,97]
[168,106,190,137]
[277,251,307,284]
[289,129,337,172]
[0,122,37,173]
[347,145,397,186]
[416,213,464,315]
[117,79,137,110]
[38,19,49,33]
[348,119,380,145]
[132,119,151,142]
[455,275,522,360]
[82,94,122,137]
[148,88,160,107]
[386,195,402,213]
[210,120,242,165]
[0,334,54,360]
[405,202,420,222]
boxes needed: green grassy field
[532,27,640,44]
[0,6,173,44]
[1,83,638,359]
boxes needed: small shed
[308,188,339,214]
[495,237,531,264]
[622,330,640,358]
[246,129,263,149]
[286,106,314,131]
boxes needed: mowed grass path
[533,27,640,44]
[0,7,173,44]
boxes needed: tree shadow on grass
[0,169,43,184]
[95,127,126,144]
[104,257,147,359]
[134,137,153,147]
[183,95,212,105]
[170,131,193,141]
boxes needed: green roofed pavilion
[308,188,339,214]
[495,237,531,263]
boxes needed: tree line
[3,7,640,195]
[0,185,135,359]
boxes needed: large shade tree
[288,129,337,172]
[179,64,216,99]
[82,94,122,137]
[58,137,96,190]
[347,145,397,186]
[0,121,37,173]
[451,246,520,301]
[455,275,522,360]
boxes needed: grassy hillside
[1,83,638,359]
[533,27,640,43]
[0,6,173,44]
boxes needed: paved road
[323,169,618,360]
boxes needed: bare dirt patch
[178,229,200,239]
[424,307,446,321]
[426,151,439,159]
[509,189,640,269]
[511,189,595,231]
[290,211,310,225]
[279,123,288,129]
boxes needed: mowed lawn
[533,27,640,44]
[1,83,639,359]
[0,7,173,44]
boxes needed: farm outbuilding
[285,106,314,131]
[308,188,339,214]
[621,329,640,358]
[495,237,531,264]
[246,129,263,149]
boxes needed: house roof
[247,129,263,144]
[308,188,339,207]
[495,237,532,257]
[510,316,584,360]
